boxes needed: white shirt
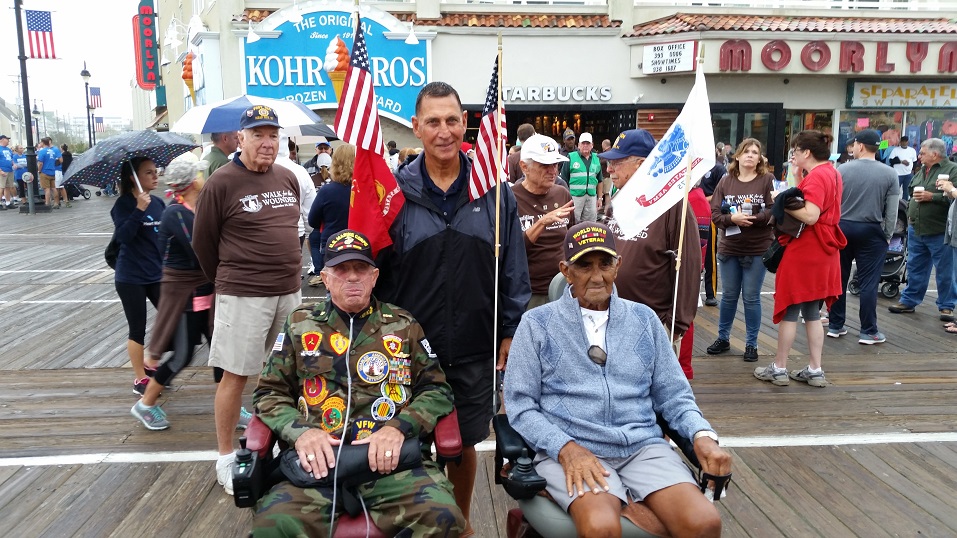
[580,306,608,351]
[274,157,317,236]
[889,146,917,176]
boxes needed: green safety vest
[567,152,601,197]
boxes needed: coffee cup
[913,186,925,193]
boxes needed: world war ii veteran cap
[239,105,281,130]
[325,230,376,267]
[598,129,656,160]
[564,222,618,263]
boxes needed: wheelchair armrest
[434,408,462,461]
[492,414,547,500]
[656,412,701,469]
[245,415,275,461]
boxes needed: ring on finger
[307,454,316,461]
[384,450,393,458]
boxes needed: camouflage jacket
[255,297,454,447]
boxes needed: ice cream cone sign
[182,52,197,106]
[324,36,350,102]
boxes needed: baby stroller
[848,199,908,299]
[63,183,92,201]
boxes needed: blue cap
[239,105,281,130]
[597,129,656,160]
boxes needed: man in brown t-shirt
[507,123,536,185]
[598,129,701,340]
[513,134,575,309]
[192,105,303,496]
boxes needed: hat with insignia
[563,128,576,140]
[325,229,376,267]
[564,222,618,263]
[239,105,281,130]
[521,134,569,165]
[598,129,656,160]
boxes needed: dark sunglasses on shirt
[588,345,607,367]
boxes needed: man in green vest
[560,132,602,222]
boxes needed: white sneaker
[216,453,235,495]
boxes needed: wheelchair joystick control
[233,436,262,508]
[504,448,547,500]
[514,449,533,474]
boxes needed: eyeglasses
[587,345,607,367]
[607,156,642,168]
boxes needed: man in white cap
[514,134,575,309]
[561,132,602,222]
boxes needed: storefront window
[712,112,738,150]
[744,112,770,154]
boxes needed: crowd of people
[0,135,77,208]
[105,80,957,536]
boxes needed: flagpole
[14,0,38,215]
[492,32,503,415]
[669,45,704,344]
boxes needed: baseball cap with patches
[239,105,281,129]
[325,230,376,267]
[521,134,569,165]
[564,222,618,263]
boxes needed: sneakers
[743,345,758,362]
[826,327,847,338]
[706,339,730,355]
[237,406,253,430]
[754,363,789,386]
[859,332,887,345]
[133,377,149,396]
[789,366,828,387]
[888,302,915,314]
[940,309,955,322]
[307,275,324,287]
[131,401,170,430]
[65,201,73,208]
[704,297,718,307]
[217,453,236,495]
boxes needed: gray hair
[163,158,208,190]
[921,138,946,158]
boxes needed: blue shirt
[0,146,13,173]
[52,147,63,172]
[308,181,351,252]
[37,147,55,176]
[420,153,469,224]
[13,155,27,180]
[110,193,165,284]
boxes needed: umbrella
[63,130,199,189]
[171,95,325,134]
[283,122,339,142]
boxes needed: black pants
[153,310,211,386]
[115,281,161,345]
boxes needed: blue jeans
[308,229,324,272]
[900,227,956,311]
[898,174,912,201]
[717,254,767,347]
[830,221,888,335]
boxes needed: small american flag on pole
[89,87,102,109]
[95,117,105,133]
[25,10,56,59]
[334,25,381,152]
[469,60,507,202]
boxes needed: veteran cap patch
[324,229,375,267]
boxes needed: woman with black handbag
[754,131,847,388]
[706,138,775,363]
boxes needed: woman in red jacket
[754,131,846,388]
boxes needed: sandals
[945,325,957,334]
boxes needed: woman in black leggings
[132,156,212,430]
[111,157,164,395]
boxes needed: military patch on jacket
[388,356,412,386]
[321,396,346,433]
[301,332,322,356]
[351,418,380,441]
[357,351,390,384]
[370,396,396,421]
[419,338,436,358]
[297,396,309,420]
[303,376,328,406]
[271,333,285,352]
[382,334,402,357]
[380,382,409,406]
[329,332,349,355]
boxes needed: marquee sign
[244,8,428,127]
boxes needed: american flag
[334,23,405,257]
[89,87,102,109]
[334,25,381,152]
[25,10,56,59]
[469,60,508,202]
[95,117,105,133]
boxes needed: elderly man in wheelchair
[501,222,732,538]
[238,230,465,537]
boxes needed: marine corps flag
[612,66,715,239]
[334,22,404,256]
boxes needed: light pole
[80,62,92,148]
[32,100,46,139]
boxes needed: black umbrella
[63,130,199,189]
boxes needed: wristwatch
[693,430,719,444]
[950,188,957,198]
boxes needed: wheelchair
[234,410,463,538]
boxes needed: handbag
[104,233,120,269]
[762,237,791,273]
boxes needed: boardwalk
[2,194,957,537]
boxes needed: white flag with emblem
[613,67,716,238]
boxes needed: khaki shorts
[208,292,302,377]
[534,443,696,512]
[0,171,13,189]
[39,173,55,190]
